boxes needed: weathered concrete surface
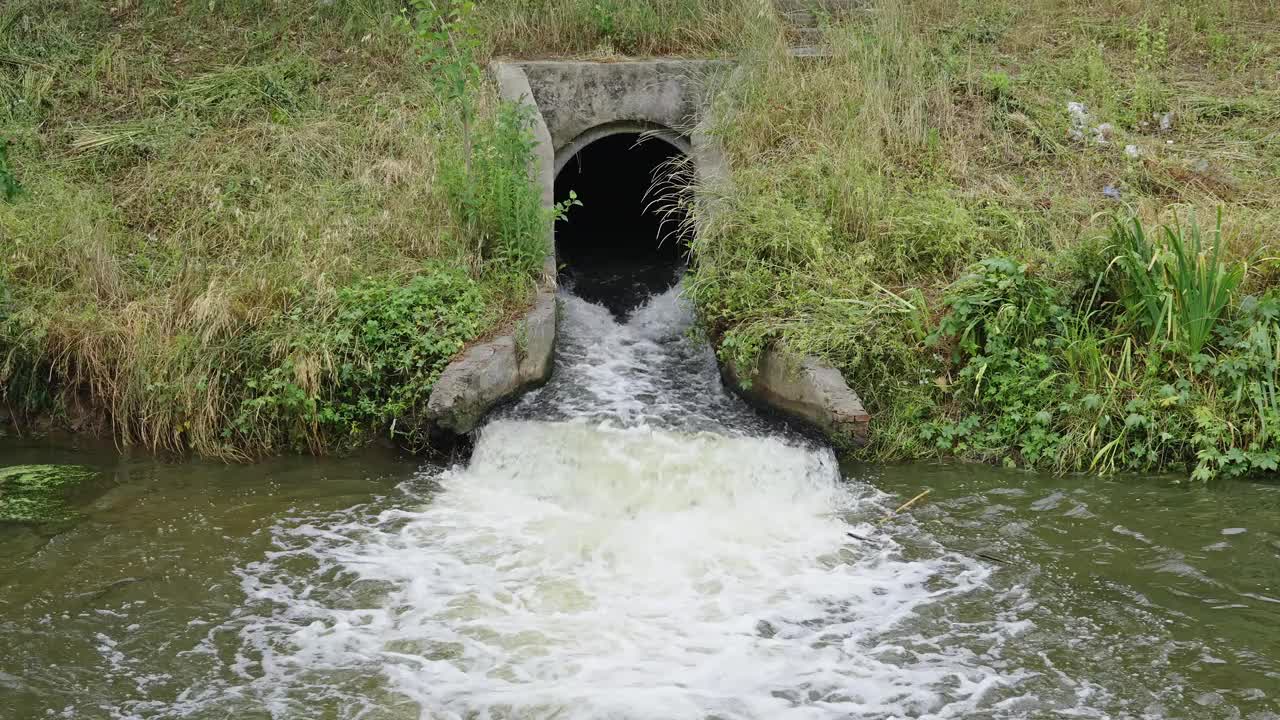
[722,346,871,444]
[426,287,556,435]
[423,64,557,439]
[519,60,727,160]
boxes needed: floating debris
[0,464,96,523]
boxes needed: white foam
[511,286,767,434]
[126,288,1034,719]
[204,421,1016,719]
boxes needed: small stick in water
[879,489,931,524]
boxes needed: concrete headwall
[427,59,871,448]
[516,59,732,244]
[518,60,727,159]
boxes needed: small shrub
[1190,293,1280,480]
[932,257,1064,357]
[233,266,488,451]
[590,0,618,37]
[403,1,570,279]
[983,71,1013,109]
[922,258,1069,464]
[447,102,577,279]
[876,189,986,280]
[401,0,483,183]
[1131,19,1170,120]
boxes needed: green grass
[0,0,568,457]
[690,0,1280,479]
[475,0,761,58]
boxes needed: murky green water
[0,437,419,718]
[2,435,1277,719]
[859,462,1280,717]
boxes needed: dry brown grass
[478,0,765,58]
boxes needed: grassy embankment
[6,0,1277,482]
[0,0,753,458]
[691,0,1280,480]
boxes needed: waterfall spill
[131,288,1054,718]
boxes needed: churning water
[4,288,1279,719]
[153,289,1019,719]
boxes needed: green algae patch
[0,465,96,524]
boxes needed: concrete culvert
[554,131,690,317]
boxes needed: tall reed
[1110,212,1245,356]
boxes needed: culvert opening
[554,132,690,317]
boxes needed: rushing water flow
[204,289,1016,719]
[2,287,1279,719]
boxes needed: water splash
[129,289,1031,719]
[186,421,1018,720]
[505,287,775,435]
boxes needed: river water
[1,287,1278,719]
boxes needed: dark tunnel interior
[554,132,689,317]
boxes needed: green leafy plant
[931,257,1064,359]
[983,71,1013,110]
[445,102,581,278]
[400,1,578,278]
[1109,212,1245,356]
[1131,19,1169,118]
[230,266,489,452]
[923,258,1069,464]
[400,0,483,181]
[590,0,618,37]
[399,0,492,273]
[1189,293,1280,480]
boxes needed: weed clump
[231,267,489,453]
[1110,213,1245,356]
